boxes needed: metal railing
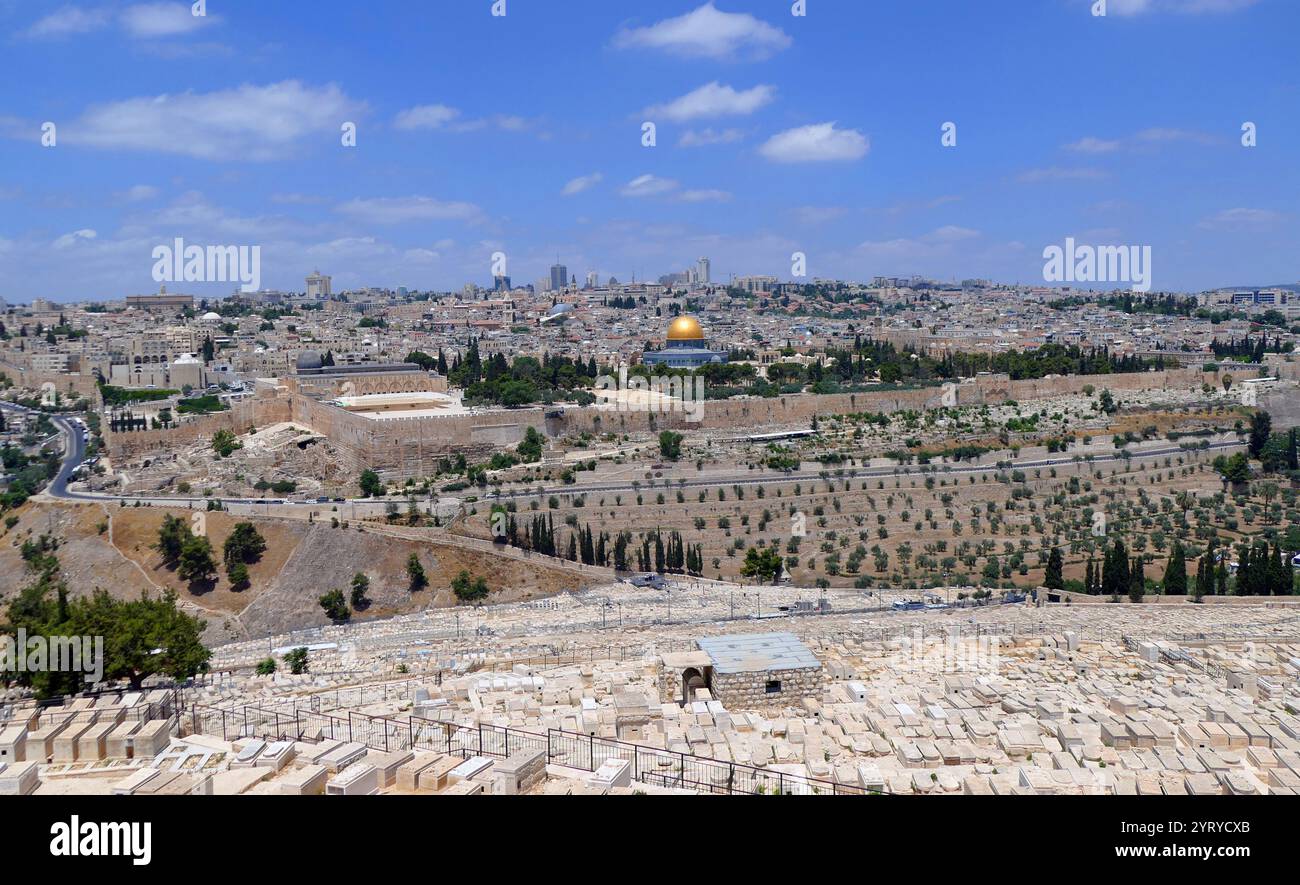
[183,702,876,795]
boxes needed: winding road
[5,394,1245,512]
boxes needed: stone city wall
[0,362,101,399]
[100,365,1233,472]
[551,367,1213,436]
[292,394,545,480]
[103,394,292,461]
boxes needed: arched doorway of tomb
[681,667,707,705]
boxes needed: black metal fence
[545,729,876,795]
[184,702,876,795]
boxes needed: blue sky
[0,0,1296,301]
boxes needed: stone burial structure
[658,632,825,710]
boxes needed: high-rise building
[306,270,332,299]
[585,271,599,289]
[550,263,569,291]
[697,257,711,285]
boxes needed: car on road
[626,574,666,589]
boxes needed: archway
[681,667,707,705]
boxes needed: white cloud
[678,189,732,203]
[1064,128,1218,155]
[121,3,216,38]
[1134,127,1218,145]
[1016,166,1109,183]
[63,81,363,161]
[334,196,484,225]
[644,82,774,122]
[613,2,791,60]
[924,226,980,243]
[53,229,98,249]
[23,3,218,40]
[562,173,604,196]
[679,128,746,148]
[620,175,680,198]
[1198,208,1283,230]
[22,6,111,38]
[393,105,538,136]
[855,226,982,261]
[394,104,460,131]
[119,185,160,202]
[1103,0,1258,15]
[271,192,329,205]
[1065,136,1122,154]
[758,123,869,163]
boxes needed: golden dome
[667,315,705,341]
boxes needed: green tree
[1162,542,1187,596]
[178,534,217,584]
[359,469,384,498]
[658,430,684,461]
[64,589,211,689]
[1248,410,1273,459]
[517,426,545,463]
[211,429,241,458]
[1128,556,1145,604]
[1044,547,1064,590]
[318,589,350,622]
[740,546,784,584]
[350,572,371,609]
[284,646,309,675]
[226,560,250,590]
[406,553,428,591]
[451,570,490,602]
[155,514,190,565]
[222,522,266,568]
[1102,538,1130,599]
[255,657,276,676]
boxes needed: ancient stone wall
[0,361,100,398]
[711,666,825,709]
[291,394,546,480]
[103,394,292,461]
[552,367,1210,436]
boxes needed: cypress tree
[1129,556,1145,603]
[1044,547,1064,590]
[1162,542,1187,595]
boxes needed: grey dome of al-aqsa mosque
[296,350,323,372]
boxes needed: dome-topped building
[642,314,729,369]
[667,315,705,342]
[296,350,323,372]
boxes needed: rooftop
[697,632,821,674]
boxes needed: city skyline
[0,0,1296,300]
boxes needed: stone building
[658,633,824,710]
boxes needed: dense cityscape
[0,0,1295,869]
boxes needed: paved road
[23,407,1242,512]
[481,440,1246,502]
[1,401,86,495]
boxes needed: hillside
[0,502,596,643]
